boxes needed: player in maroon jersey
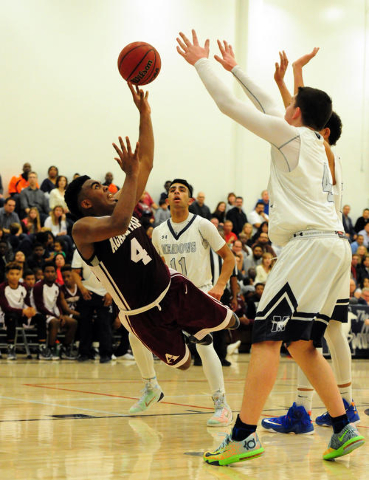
[65,83,238,375]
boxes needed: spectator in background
[254,252,274,284]
[354,208,369,233]
[103,172,120,194]
[248,201,269,235]
[360,287,369,305]
[141,190,158,211]
[49,175,69,213]
[245,283,265,321]
[252,231,277,257]
[210,217,220,230]
[73,173,80,180]
[357,255,369,288]
[159,180,172,203]
[342,205,356,242]
[356,245,368,263]
[226,192,236,213]
[351,254,360,281]
[223,220,238,246]
[241,222,254,247]
[212,201,227,226]
[40,166,59,196]
[251,221,269,243]
[154,199,170,225]
[256,190,270,215]
[134,192,155,225]
[8,163,34,197]
[244,244,263,273]
[226,196,247,236]
[0,198,21,235]
[27,243,47,271]
[0,175,4,207]
[0,240,13,283]
[19,172,49,223]
[21,206,41,235]
[351,234,365,254]
[54,252,66,285]
[189,191,211,219]
[44,205,73,258]
[358,223,369,248]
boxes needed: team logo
[165,353,179,364]
[271,316,289,332]
[243,438,257,450]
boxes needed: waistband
[292,230,347,240]
[120,280,171,316]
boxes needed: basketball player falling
[176,29,365,465]
[64,83,238,376]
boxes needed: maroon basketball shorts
[119,271,233,368]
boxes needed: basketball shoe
[316,399,360,427]
[204,431,264,466]
[207,390,233,426]
[261,402,314,434]
[129,383,164,414]
[323,423,365,460]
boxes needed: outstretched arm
[292,47,319,94]
[274,50,292,108]
[215,39,283,117]
[177,30,296,148]
[72,137,140,256]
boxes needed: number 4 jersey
[152,213,225,291]
[86,215,170,314]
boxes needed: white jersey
[152,213,225,290]
[268,127,344,246]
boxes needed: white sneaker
[121,353,135,360]
[227,340,241,356]
[207,390,233,426]
[129,384,164,413]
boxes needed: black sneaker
[99,356,111,364]
[38,345,52,360]
[60,345,77,360]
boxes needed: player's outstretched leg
[128,333,164,414]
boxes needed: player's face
[6,269,21,286]
[167,183,191,209]
[62,270,74,288]
[24,275,36,288]
[82,179,118,216]
[44,267,56,284]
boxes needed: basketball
[117,42,161,86]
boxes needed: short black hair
[4,197,16,205]
[33,242,44,250]
[295,86,332,131]
[43,261,55,272]
[169,179,193,198]
[61,264,72,273]
[5,261,22,273]
[23,269,35,278]
[65,175,91,219]
[324,111,342,146]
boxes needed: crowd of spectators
[0,166,368,360]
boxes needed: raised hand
[112,136,140,177]
[292,47,319,69]
[128,82,151,115]
[176,29,209,65]
[274,50,289,84]
[214,39,237,71]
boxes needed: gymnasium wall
[1,0,369,218]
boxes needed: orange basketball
[117,42,161,86]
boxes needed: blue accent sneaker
[315,399,360,427]
[261,402,314,434]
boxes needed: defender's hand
[292,48,319,69]
[214,40,237,71]
[176,29,209,65]
[274,50,289,84]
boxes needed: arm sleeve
[231,65,284,117]
[198,218,226,253]
[194,59,301,171]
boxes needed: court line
[24,384,215,410]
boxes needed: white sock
[339,385,353,405]
[196,343,225,397]
[129,333,157,384]
[296,366,314,412]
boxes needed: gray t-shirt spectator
[0,207,21,230]
[20,186,49,215]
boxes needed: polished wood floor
[0,352,367,479]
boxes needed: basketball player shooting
[64,82,238,375]
[176,29,364,465]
